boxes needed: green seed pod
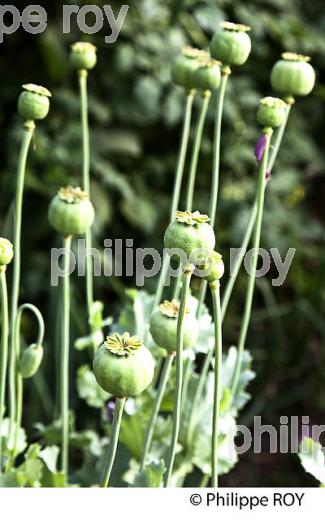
[210,21,251,66]
[0,238,13,268]
[257,97,287,128]
[150,299,199,354]
[191,57,221,91]
[164,211,215,263]
[198,251,225,284]
[19,343,44,379]
[48,186,95,236]
[18,84,51,121]
[271,52,316,97]
[70,42,97,71]
[171,47,208,90]
[93,333,155,398]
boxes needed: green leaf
[77,364,110,408]
[16,444,43,487]
[133,459,166,487]
[299,438,325,484]
[222,346,256,413]
[0,418,27,456]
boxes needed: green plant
[271,53,316,97]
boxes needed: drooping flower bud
[18,84,51,121]
[19,343,44,379]
[210,21,251,67]
[271,53,316,97]
[257,96,286,128]
[70,42,97,71]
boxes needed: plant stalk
[0,270,9,472]
[165,265,193,487]
[8,121,35,447]
[61,235,72,478]
[210,281,222,487]
[100,396,126,487]
[140,353,175,469]
[229,130,272,402]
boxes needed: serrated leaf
[77,365,110,408]
[299,438,325,484]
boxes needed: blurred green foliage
[0,0,324,486]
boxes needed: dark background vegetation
[0,0,324,486]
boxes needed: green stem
[0,270,9,473]
[165,265,193,487]
[61,235,72,478]
[151,90,196,317]
[186,106,292,446]
[229,130,272,403]
[140,353,174,469]
[186,91,211,211]
[12,303,45,464]
[100,396,126,487]
[210,281,222,488]
[79,71,94,323]
[8,121,35,448]
[197,71,229,315]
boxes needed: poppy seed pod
[210,21,251,66]
[149,300,199,354]
[70,42,97,71]
[257,97,287,128]
[0,238,13,268]
[48,186,95,236]
[93,333,155,398]
[198,251,225,284]
[171,47,209,90]
[18,84,51,121]
[164,211,215,264]
[191,57,221,91]
[271,52,316,97]
[19,343,44,379]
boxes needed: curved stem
[186,91,211,211]
[79,71,94,321]
[0,270,9,472]
[12,303,45,463]
[100,396,126,487]
[210,281,222,488]
[165,265,193,487]
[151,91,195,317]
[8,121,35,446]
[140,353,174,469]
[229,130,272,402]
[61,235,72,478]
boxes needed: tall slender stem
[197,71,230,314]
[186,106,292,451]
[79,70,94,319]
[151,91,195,316]
[210,281,222,487]
[8,121,35,446]
[140,353,174,469]
[0,270,9,472]
[229,130,272,402]
[100,396,126,487]
[61,235,72,478]
[186,91,211,211]
[165,265,193,487]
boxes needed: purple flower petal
[106,400,116,423]
[255,135,267,163]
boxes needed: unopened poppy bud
[19,343,44,379]
[210,21,251,67]
[18,84,51,121]
[271,52,315,97]
[70,42,97,71]
[0,238,13,269]
[257,96,286,128]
